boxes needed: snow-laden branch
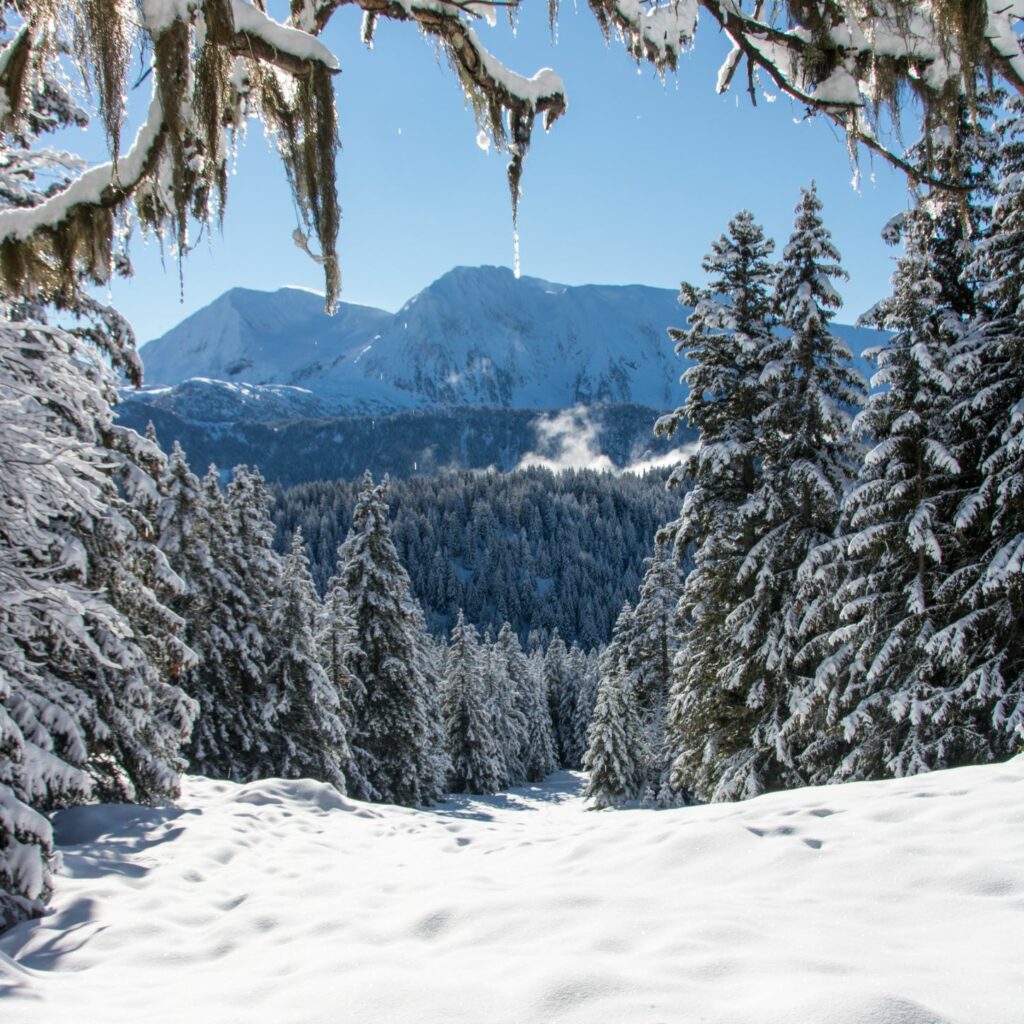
[587,0,697,69]
[0,96,164,243]
[226,0,340,73]
[300,0,566,127]
[695,0,1024,189]
[0,0,344,304]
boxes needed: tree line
[272,468,678,649]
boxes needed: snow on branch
[297,0,567,273]
[587,0,698,70]
[692,0,1012,189]
[0,0,343,308]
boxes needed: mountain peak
[137,268,886,413]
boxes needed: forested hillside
[272,467,679,648]
[120,404,693,485]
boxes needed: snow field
[2,760,1022,1023]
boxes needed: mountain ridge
[137,266,885,419]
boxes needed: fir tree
[927,98,1024,755]
[671,187,865,801]
[0,320,195,928]
[316,549,368,796]
[442,614,503,794]
[337,474,446,805]
[267,531,348,788]
[623,542,683,792]
[482,629,528,786]
[658,210,776,802]
[571,649,600,771]
[583,671,646,810]
[796,207,968,781]
[506,628,558,782]
[544,633,577,768]
[163,466,279,781]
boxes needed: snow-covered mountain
[124,267,886,481]
[135,268,677,414]
[137,267,885,417]
[140,286,390,390]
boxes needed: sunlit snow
[1,760,1021,1022]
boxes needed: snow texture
[1,759,1022,1022]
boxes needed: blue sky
[93,5,916,344]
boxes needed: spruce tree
[796,207,968,781]
[496,622,551,783]
[316,550,368,796]
[623,542,683,791]
[570,646,598,770]
[482,629,528,786]
[583,672,646,810]
[740,183,865,794]
[927,98,1024,755]
[507,629,558,782]
[164,466,280,781]
[337,474,446,805]
[671,186,865,801]
[442,614,503,794]
[658,210,777,802]
[0,321,195,928]
[267,531,348,789]
[540,630,573,770]
[544,632,575,767]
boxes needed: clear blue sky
[91,5,915,344]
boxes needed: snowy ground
[2,760,1022,1024]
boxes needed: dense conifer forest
[271,467,678,648]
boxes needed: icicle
[513,223,520,278]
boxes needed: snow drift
[1,760,1021,1023]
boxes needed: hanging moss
[0,25,33,131]
[153,20,193,253]
[76,0,133,158]
[253,61,341,312]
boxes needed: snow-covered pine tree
[265,531,348,788]
[583,600,649,807]
[570,646,598,771]
[926,97,1024,755]
[505,628,558,783]
[175,467,275,780]
[657,210,777,802]
[337,473,446,805]
[622,542,683,792]
[0,318,198,929]
[442,613,503,794]
[733,183,866,795]
[544,630,585,770]
[672,187,865,801]
[795,206,969,782]
[0,42,202,924]
[544,632,576,768]
[316,549,368,796]
[583,670,646,810]
[496,622,552,783]
[482,629,528,787]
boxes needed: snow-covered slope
[129,378,329,423]
[356,266,682,409]
[2,759,1021,1023]
[139,286,393,394]
[137,268,887,417]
